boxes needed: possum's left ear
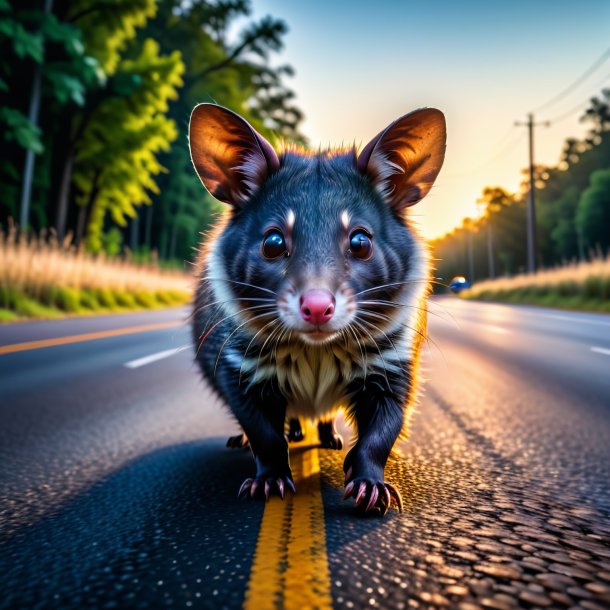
[189,103,279,207]
[357,108,446,210]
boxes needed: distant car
[449,276,471,294]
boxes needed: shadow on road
[1,439,264,609]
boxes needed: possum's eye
[262,229,288,259]
[349,229,373,260]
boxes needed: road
[1,298,610,610]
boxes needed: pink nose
[300,289,335,326]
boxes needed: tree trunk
[130,215,140,252]
[55,151,74,239]
[487,222,495,279]
[144,205,153,251]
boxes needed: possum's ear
[189,103,279,207]
[357,108,446,210]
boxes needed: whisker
[239,317,280,384]
[353,280,426,297]
[346,321,367,381]
[195,296,275,313]
[196,304,275,356]
[200,276,278,296]
[354,314,404,371]
[352,318,390,388]
[254,320,285,381]
[213,310,278,377]
[359,299,458,326]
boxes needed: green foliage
[1,0,304,273]
[434,88,610,288]
[576,168,610,252]
[68,0,157,75]
[0,106,43,152]
[73,38,184,252]
[0,282,190,321]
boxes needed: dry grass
[0,225,193,319]
[461,256,610,312]
[465,256,610,294]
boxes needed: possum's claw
[227,433,249,449]
[238,475,296,500]
[342,478,403,515]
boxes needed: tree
[73,39,183,252]
[52,0,159,239]
[0,0,101,224]
[576,169,610,255]
[136,0,305,263]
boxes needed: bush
[134,291,158,308]
[79,289,101,311]
[55,287,82,312]
[95,289,118,309]
[113,291,136,308]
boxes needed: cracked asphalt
[1,298,609,609]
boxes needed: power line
[546,71,610,125]
[531,46,610,114]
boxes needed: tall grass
[0,224,193,320]
[461,256,610,312]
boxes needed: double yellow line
[244,446,333,610]
[1,320,334,608]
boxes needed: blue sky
[234,1,610,238]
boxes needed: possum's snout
[299,289,335,326]
[277,281,356,344]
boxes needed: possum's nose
[300,289,335,326]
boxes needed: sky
[234,0,610,239]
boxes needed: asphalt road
[1,298,610,610]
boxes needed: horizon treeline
[432,89,610,286]
[0,0,304,264]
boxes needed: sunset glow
[240,0,610,238]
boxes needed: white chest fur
[244,339,361,420]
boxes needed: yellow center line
[0,321,183,356]
[244,444,333,610]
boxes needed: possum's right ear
[188,104,279,207]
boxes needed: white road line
[124,345,190,369]
[591,346,610,357]
[536,313,610,327]
[482,324,509,335]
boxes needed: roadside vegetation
[460,256,610,313]
[432,87,610,314]
[1,1,304,264]
[0,225,191,322]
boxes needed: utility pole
[487,220,495,279]
[19,0,54,230]
[467,228,475,283]
[515,113,549,273]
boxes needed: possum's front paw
[343,477,403,515]
[226,433,249,449]
[287,418,304,442]
[320,433,343,450]
[238,474,296,500]
[343,454,403,515]
[317,420,343,450]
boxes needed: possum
[188,104,446,515]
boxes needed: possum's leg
[287,418,304,442]
[342,374,405,515]
[216,368,294,499]
[226,433,249,449]
[318,418,343,450]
